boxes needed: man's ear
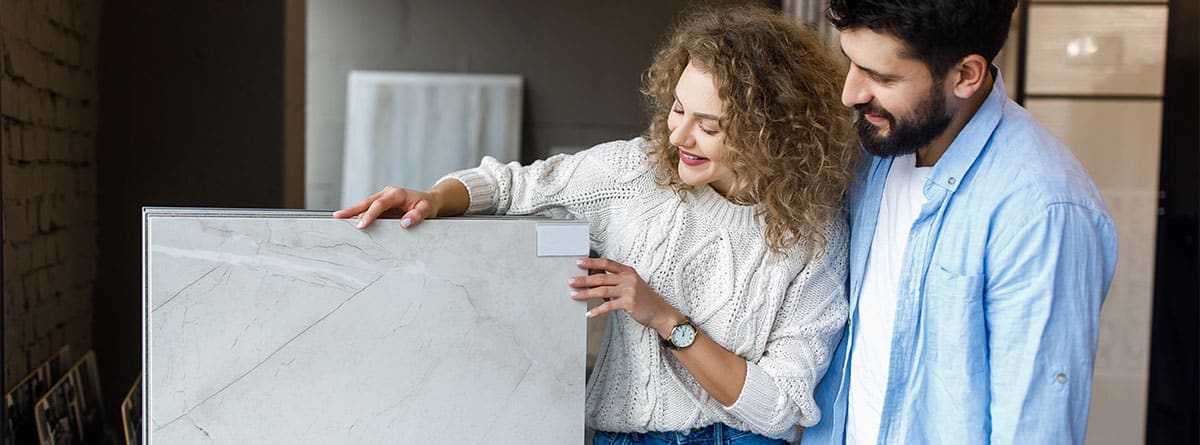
[948,54,989,99]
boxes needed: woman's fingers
[332,191,382,219]
[331,206,357,219]
[585,300,621,319]
[569,258,636,301]
[334,186,442,230]
[333,186,395,220]
[400,199,437,228]
[568,273,620,289]
[575,257,633,274]
[356,198,394,229]
[570,257,669,328]
[570,285,622,301]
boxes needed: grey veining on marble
[143,209,588,444]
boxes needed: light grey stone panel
[144,209,588,444]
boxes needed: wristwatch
[661,318,697,350]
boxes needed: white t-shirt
[846,154,931,445]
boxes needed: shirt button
[1056,373,1067,384]
[948,177,957,185]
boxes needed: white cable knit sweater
[442,138,848,441]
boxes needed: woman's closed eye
[671,100,719,135]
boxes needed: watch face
[671,323,696,348]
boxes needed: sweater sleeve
[436,138,650,221]
[722,217,850,437]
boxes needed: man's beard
[854,84,954,157]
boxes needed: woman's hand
[569,258,685,338]
[575,256,748,407]
[332,185,442,230]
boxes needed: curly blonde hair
[643,5,857,254]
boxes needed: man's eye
[672,108,684,114]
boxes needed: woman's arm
[573,220,849,435]
[335,139,647,230]
[571,257,747,406]
[657,317,748,406]
[332,178,469,229]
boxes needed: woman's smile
[678,148,711,166]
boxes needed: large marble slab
[143,209,588,444]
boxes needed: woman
[335,6,855,443]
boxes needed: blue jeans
[592,423,787,445]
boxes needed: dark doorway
[1145,0,1199,443]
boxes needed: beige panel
[1032,0,1165,3]
[1026,99,1162,190]
[996,4,1023,99]
[1086,190,1158,445]
[1026,5,1168,95]
[1089,372,1150,445]
[1026,97,1160,444]
[1094,190,1158,373]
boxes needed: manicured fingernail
[570,290,579,297]
[356,220,366,230]
[400,218,412,228]
[585,310,594,318]
[567,278,576,285]
[576,259,584,265]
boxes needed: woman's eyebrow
[673,93,722,121]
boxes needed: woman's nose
[668,121,693,148]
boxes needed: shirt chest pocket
[923,264,988,368]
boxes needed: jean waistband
[640,423,743,441]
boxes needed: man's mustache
[854,102,894,123]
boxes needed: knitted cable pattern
[440,138,848,441]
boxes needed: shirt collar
[926,67,1008,193]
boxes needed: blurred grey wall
[305,0,774,210]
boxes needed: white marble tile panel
[143,210,588,444]
[340,72,523,208]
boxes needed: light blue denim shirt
[803,72,1118,444]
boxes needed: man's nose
[842,66,872,108]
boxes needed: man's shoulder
[966,101,1109,215]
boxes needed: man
[804,1,1118,444]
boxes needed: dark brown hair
[826,0,1018,76]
